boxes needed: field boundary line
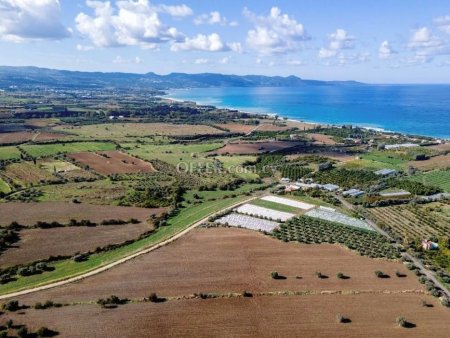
[0,196,259,300]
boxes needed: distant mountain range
[0,66,362,90]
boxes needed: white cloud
[286,59,304,66]
[76,44,94,51]
[158,4,193,17]
[407,27,444,63]
[194,11,232,26]
[378,40,396,59]
[194,58,209,64]
[319,29,355,58]
[434,15,450,35]
[0,0,70,42]
[219,56,230,64]
[113,55,142,64]
[75,0,182,49]
[244,6,309,54]
[171,33,238,52]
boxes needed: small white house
[322,184,339,192]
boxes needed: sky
[0,0,449,83]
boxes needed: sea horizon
[168,85,450,139]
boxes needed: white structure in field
[305,208,374,231]
[215,213,280,232]
[385,143,419,150]
[322,183,339,192]
[342,188,365,197]
[235,204,296,222]
[375,168,397,176]
[261,196,316,210]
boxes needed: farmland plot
[235,203,295,222]
[261,195,316,210]
[3,161,60,186]
[0,145,21,160]
[69,151,155,175]
[305,208,374,231]
[215,213,280,232]
[21,142,116,158]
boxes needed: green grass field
[124,142,223,166]
[250,198,301,213]
[215,155,259,179]
[0,177,10,194]
[410,169,450,192]
[0,146,22,160]
[341,151,407,171]
[183,182,267,203]
[20,142,116,158]
[0,194,250,295]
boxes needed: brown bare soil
[17,227,424,304]
[214,123,257,134]
[426,143,450,152]
[0,222,155,268]
[69,151,155,175]
[0,202,165,227]
[408,154,450,171]
[306,133,337,145]
[0,131,67,144]
[216,141,301,155]
[7,293,450,338]
[7,227,450,337]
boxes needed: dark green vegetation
[273,216,401,259]
[314,168,379,189]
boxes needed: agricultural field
[123,142,222,166]
[410,169,450,192]
[216,141,300,155]
[2,161,60,187]
[261,195,316,210]
[367,203,450,239]
[5,293,449,338]
[0,131,67,144]
[250,198,303,214]
[306,133,337,145]
[20,141,116,158]
[215,212,280,231]
[39,159,97,181]
[305,208,373,231]
[69,151,155,175]
[6,227,447,337]
[0,145,21,160]
[53,123,224,138]
[214,155,259,179]
[0,221,156,268]
[0,202,159,226]
[214,122,257,134]
[235,203,295,221]
[275,216,398,259]
[408,154,450,171]
[33,180,130,205]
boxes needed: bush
[242,291,253,298]
[396,316,406,327]
[17,326,28,338]
[271,271,279,279]
[374,270,384,278]
[441,297,450,307]
[148,293,166,303]
[336,272,345,279]
[2,300,20,311]
[97,295,127,308]
[336,314,350,323]
[36,326,58,337]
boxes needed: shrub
[271,271,279,279]
[242,291,253,298]
[396,316,407,327]
[441,297,450,307]
[97,295,127,308]
[374,270,388,278]
[2,300,20,311]
[336,272,348,279]
[336,314,350,323]
[395,270,406,277]
[36,326,58,337]
[0,332,6,338]
[17,326,28,338]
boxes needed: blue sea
[167,85,450,139]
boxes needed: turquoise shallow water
[167,85,450,139]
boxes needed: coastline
[161,94,444,141]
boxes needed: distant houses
[342,188,365,198]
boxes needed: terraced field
[367,203,450,239]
